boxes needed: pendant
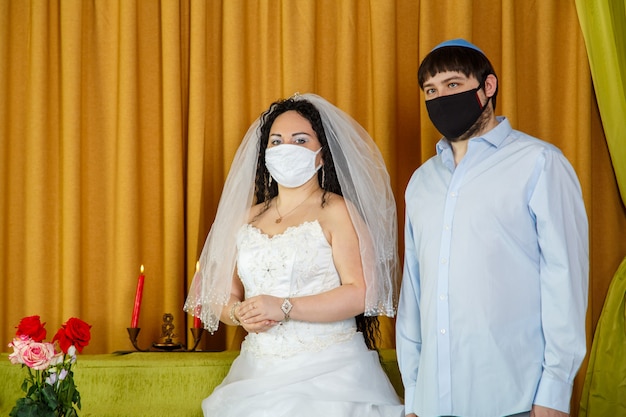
[275,218,282,224]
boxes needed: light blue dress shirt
[397,117,588,417]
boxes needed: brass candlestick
[127,314,202,352]
[126,327,150,352]
[152,313,183,351]
[189,327,205,351]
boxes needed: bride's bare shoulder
[319,192,351,222]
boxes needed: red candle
[193,261,202,328]
[131,265,145,328]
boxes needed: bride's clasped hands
[236,295,282,332]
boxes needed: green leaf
[8,397,55,417]
[20,379,29,393]
[41,384,59,410]
[26,385,38,399]
[75,391,82,409]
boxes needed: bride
[184,93,404,417]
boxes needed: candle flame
[195,261,200,272]
[140,265,144,274]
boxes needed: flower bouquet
[7,315,92,417]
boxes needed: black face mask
[425,86,489,139]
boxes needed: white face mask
[265,144,322,188]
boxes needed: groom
[396,38,589,417]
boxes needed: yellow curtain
[0,0,187,352]
[575,0,626,205]
[574,0,626,329]
[575,0,626,414]
[1,2,626,415]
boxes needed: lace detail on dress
[236,221,357,358]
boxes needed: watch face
[281,298,292,314]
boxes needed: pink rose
[8,337,28,365]
[9,338,56,370]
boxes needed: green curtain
[575,0,626,205]
[578,258,626,416]
[575,0,626,415]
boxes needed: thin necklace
[275,188,318,224]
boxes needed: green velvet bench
[0,350,403,417]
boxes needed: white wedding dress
[202,221,404,417]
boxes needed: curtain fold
[1,3,626,415]
[575,0,626,206]
[579,257,626,416]
[575,1,626,414]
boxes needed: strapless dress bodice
[236,221,356,358]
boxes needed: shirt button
[440,329,447,334]
[441,258,447,264]
[439,294,447,301]
[444,225,450,230]
[450,192,457,197]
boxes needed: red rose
[15,315,47,342]
[53,317,92,353]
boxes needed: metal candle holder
[126,327,150,352]
[189,328,205,351]
[126,313,205,352]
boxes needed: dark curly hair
[253,96,381,350]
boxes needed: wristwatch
[281,298,293,321]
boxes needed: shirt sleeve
[396,207,422,414]
[528,148,589,413]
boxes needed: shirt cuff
[403,383,416,414]
[533,372,573,413]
